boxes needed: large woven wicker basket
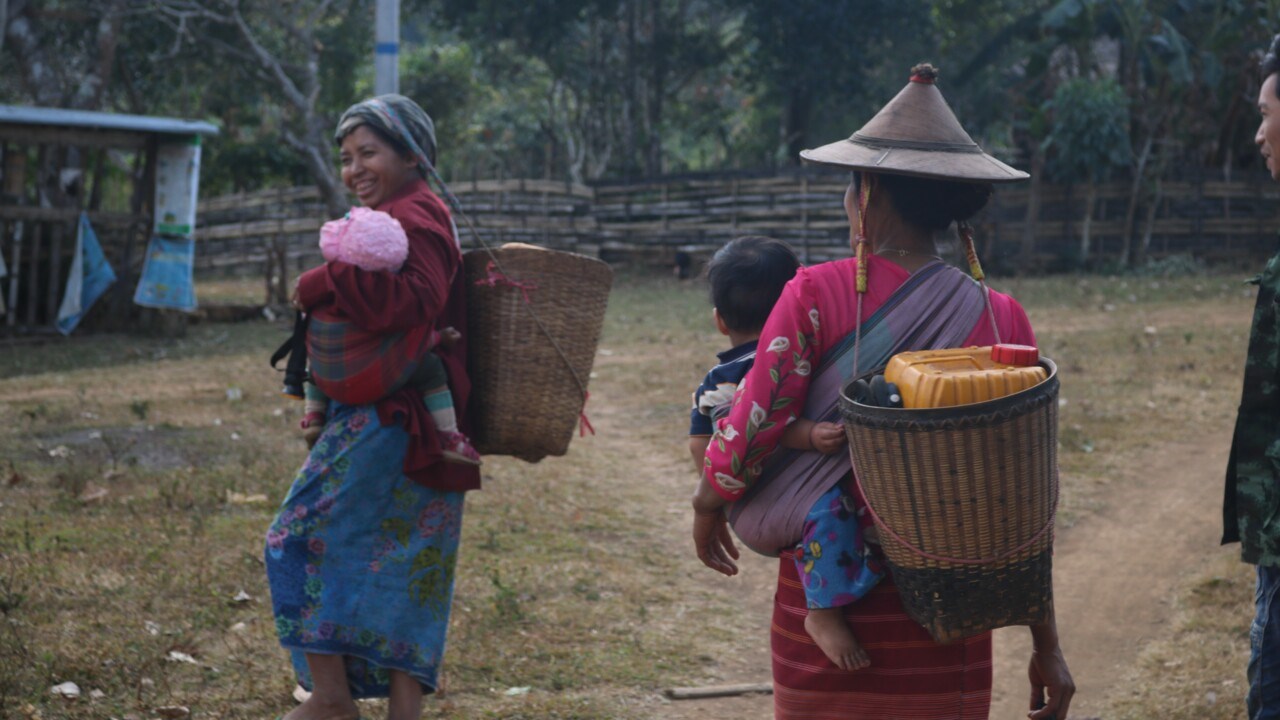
[464,243,613,463]
[837,359,1059,644]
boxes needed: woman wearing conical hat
[692,65,1075,719]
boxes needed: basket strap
[853,465,1058,566]
[852,174,872,381]
[960,222,1002,345]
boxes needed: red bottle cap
[991,344,1039,366]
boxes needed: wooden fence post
[47,221,63,326]
[731,178,739,230]
[25,219,39,327]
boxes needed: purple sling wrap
[726,260,988,556]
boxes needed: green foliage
[1132,253,1208,278]
[738,0,933,160]
[1043,76,1132,183]
[129,400,150,421]
[488,568,526,623]
[8,0,1280,190]
[395,32,558,180]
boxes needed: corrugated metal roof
[0,104,219,137]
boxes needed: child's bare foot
[804,607,870,671]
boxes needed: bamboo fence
[195,168,1280,282]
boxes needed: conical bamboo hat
[800,64,1028,183]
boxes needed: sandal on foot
[440,430,482,466]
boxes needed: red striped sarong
[773,549,992,720]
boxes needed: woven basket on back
[837,359,1059,644]
[464,243,613,463]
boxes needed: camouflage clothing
[1224,244,1280,567]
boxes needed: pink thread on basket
[474,261,538,303]
[319,207,409,273]
[578,392,595,437]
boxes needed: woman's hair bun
[875,173,992,232]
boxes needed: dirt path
[652,429,1234,720]
[989,430,1234,719]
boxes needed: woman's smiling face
[339,125,419,208]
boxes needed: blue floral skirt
[265,402,464,698]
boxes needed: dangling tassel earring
[960,221,1002,345]
[853,174,873,379]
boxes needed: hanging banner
[154,136,202,237]
[133,235,197,312]
[56,213,118,335]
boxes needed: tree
[141,0,368,216]
[2,0,129,109]
[435,0,735,181]
[739,0,931,164]
[1043,76,1131,268]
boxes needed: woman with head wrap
[693,65,1076,719]
[265,94,478,720]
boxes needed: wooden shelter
[0,105,218,336]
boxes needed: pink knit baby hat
[318,206,409,272]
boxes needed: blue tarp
[133,235,197,312]
[56,213,118,335]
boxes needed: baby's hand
[439,326,462,348]
[809,422,847,455]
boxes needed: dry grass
[1106,555,1254,720]
[0,268,1264,718]
[0,271,753,719]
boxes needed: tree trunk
[623,0,638,180]
[1120,131,1153,268]
[0,0,9,53]
[644,0,665,177]
[1137,142,1171,266]
[71,0,126,109]
[1079,182,1097,269]
[4,0,65,105]
[784,87,811,165]
[1017,148,1044,274]
[1140,177,1161,265]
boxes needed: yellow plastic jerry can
[884,344,1047,409]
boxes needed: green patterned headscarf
[334,94,437,176]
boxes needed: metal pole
[374,0,400,96]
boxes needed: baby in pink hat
[319,206,410,274]
[295,207,479,464]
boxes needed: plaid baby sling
[306,310,437,406]
[726,260,987,556]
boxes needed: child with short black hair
[688,235,882,671]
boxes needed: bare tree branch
[120,0,347,213]
[224,5,310,111]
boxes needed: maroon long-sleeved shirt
[297,177,480,493]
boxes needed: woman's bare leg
[283,654,359,720]
[387,670,425,720]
